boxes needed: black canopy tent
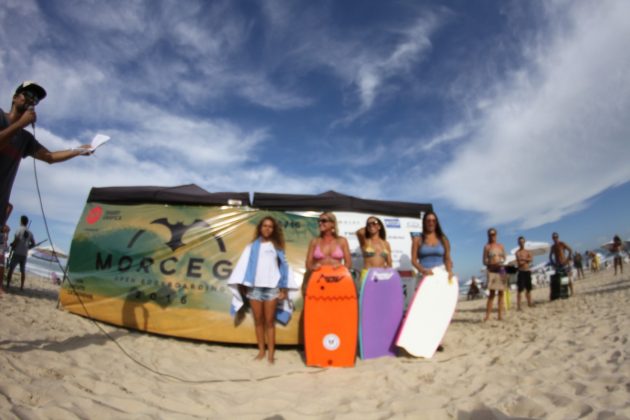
[86,185,432,218]
[87,184,251,206]
[253,190,432,218]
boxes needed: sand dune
[1,269,629,419]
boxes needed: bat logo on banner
[150,218,225,252]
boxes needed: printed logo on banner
[103,210,122,221]
[93,217,232,283]
[406,220,421,228]
[150,218,216,251]
[384,218,401,228]
[388,234,406,240]
[86,206,103,225]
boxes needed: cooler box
[550,274,570,300]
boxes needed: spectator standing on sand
[515,236,534,310]
[573,251,585,280]
[611,235,625,276]
[483,228,507,321]
[549,232,574,297]
[6,215,35,290]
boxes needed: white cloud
[257,3,447,122]
[333,15,442,122]
[431,0,630,228]
[414,122,472,153]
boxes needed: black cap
[14,81,47,101]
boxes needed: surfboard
[359,268,404,359]
[396,267,458,358]
[304,265,358,367]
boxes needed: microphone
[28,106,35,130]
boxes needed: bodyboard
[396,267,458,358]
[304,266,358,367]
[359,268,404,359]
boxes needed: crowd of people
[1,79,627,363]
[477,229,627,321]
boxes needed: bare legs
[250,298,278,363]
[614,257,623,276]
[517,290,533,310]
[484,290,504,321]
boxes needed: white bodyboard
[396,267,458,358]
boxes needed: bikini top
[363,240,389,259]
[487,247,505,260]
[313,243,344,260]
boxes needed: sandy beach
[1,269,629,419]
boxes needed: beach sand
[1,269,629,419]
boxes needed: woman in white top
[230,216,289,363]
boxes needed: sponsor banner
[61,204,422,344]
[61,204,317,344]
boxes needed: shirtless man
[549,232,574,296]
[515,236,533,309]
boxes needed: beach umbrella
[599,240,630,253]
[31,244,69,259]
[509,241,550,257]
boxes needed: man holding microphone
[0,81,92,227]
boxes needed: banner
[61,203,422,344]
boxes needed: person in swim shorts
[515,236,533,310]
[549,232,574,296]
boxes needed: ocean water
[25,255,68,281]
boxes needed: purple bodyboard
[359,268,404,359]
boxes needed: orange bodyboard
[304,266,358,367]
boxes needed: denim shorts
[246,287,279,301]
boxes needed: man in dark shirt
[7,215,35,290]
[0,81,92,227]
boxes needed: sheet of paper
[91,134,111,150]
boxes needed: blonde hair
[319,212,339,238]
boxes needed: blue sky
[2,0,629,280]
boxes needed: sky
[2,0,629,281]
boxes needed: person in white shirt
[229,216,290,363]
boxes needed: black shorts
[517,271,532,292]
[9,254,26,273]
